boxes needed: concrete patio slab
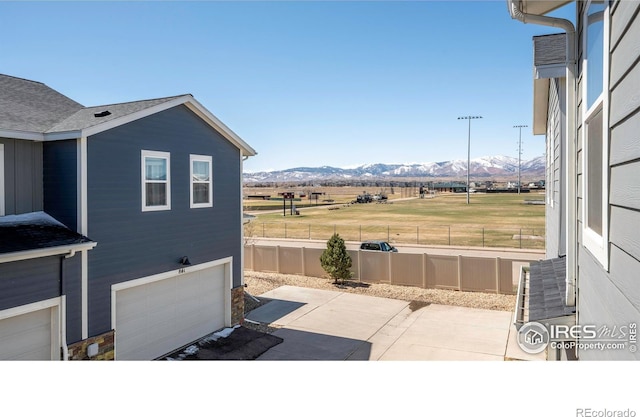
[250,286,518,360]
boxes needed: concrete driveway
[246,285,515,360]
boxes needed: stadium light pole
[458,115,482,204]
[513,125,528,194]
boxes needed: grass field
[244,192,546,249]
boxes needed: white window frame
[581,0,609,268]
[190,154,213,209]
[0,143,5,216]
[141,150,171,212]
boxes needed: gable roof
[0,74,83,132]
[47,95,185,133]
[0,74,256,156]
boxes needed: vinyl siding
[86,105,242,336]
[43,140,78,231]
[576,3,640,360]
[0,138,43,215]
[0,254,82,345]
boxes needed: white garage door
[115,265,227,360]
[0,304,59,360]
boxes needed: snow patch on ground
[163,325,241,360]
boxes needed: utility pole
[514,125,528,194]
[458,115,482,204]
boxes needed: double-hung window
[582,0,609,267]
[142,150,171,211]
[190,154,213,208]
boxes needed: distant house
[0,74,256,360]
[508,0,640,360]
[432,182,467,193]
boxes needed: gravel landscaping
[243,270,516,317]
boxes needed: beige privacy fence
[244,245,531,295]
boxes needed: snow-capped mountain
[244,155,545,183]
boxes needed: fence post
[422,253,427,289]
[276,245,280,273]
[359,225,362,242]
[495,257,501,294]
[457,255,462,291]
[301,247,306,276]
[388,251,392,283]
[308,224,311,240]
[251,244,255,271]
[262,222,265,237]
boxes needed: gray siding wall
[0,254,82,344]
[43,140,78,231]
[86,105,242,336]
[0,138,43,215]
[546,78,566,258]
[577,2,640,360]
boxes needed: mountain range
[244,155,546,183]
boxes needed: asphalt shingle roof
[0,212,93,254]
[1,73,190,134]
[528,257,576,321]
[47,95,189,133]
[0,74,83,132]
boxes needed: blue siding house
[0,74,256,360]
[508,0,640,360]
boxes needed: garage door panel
[115,265,227,360]
[0,307,55,361]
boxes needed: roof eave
[0,241,97,264]
[518,0,573,16]
[0,129,44,141]
[184,98,257,157]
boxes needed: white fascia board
[184,99,257,157]
[43,130,82,141]
[0,242,97,264]
[0,129,44,141]
[533,78,550,135]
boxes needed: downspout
[507,0,577,307]
[59,250,76,360]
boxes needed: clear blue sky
[1,1,574,172]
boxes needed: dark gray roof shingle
[47,95,189,133]
[0,212,93,254]
[528,257,576,321]
[0,74,83,132]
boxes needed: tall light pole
[458,115,482,204]
[513,125,528,194]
